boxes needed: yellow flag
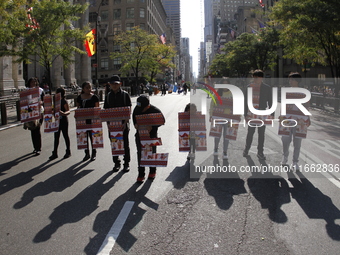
[84,29,96,57]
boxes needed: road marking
[266,125,340,188]
[97,201,135,255]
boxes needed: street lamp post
[95,13,101,88]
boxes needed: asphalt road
[0,91,339,255]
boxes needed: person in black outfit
[104,75,132,172]
[77,81,100,161]
[49,87,71,160]
[25,77,45,156]
[243,70,273,160]
[133,95,165,183]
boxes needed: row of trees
[209,0,340,95]
[0,0,176,90]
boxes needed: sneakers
[213,150,219,156]
[90,149,96,161]
[257,152,266,160]
[112,163,121,172]
[243,149,249,157]
[136,176,145,183]
[291,162,300,172]
[148,173,156,180]
[222,152,228,160]
[122,164,130,172]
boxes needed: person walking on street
[243,70,274,160]
[104,75,132,172]
[76,81,99,161]
[25,77,45,156]
[133,95,165,183]
[49,87,71,160]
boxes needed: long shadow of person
[33,171,123,243]
[287,171,340,240]
[13,161,92,209]
[85,180,156,254]
[165,160,202,190]
[0,159,61,195]
[0,152,35,176]
[246,157,291,223]
[204,157,247,210]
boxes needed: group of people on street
[24,69,310,184]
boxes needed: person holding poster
[76,81,99,161]
[25,77,45,156]
[243,70,273,160]
[133,95,165,183]
[104,75,132,172]
[49,87,71,160]
[280,72,311,171]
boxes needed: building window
[126,8,134,19]
[113,44,121,52]
[140,0,145,2]
[113,58,122,70]
[101,0,109,5]
[127,0,134,3]
[101,58,109,70]
[89,12,97,23]
[113,23,121,35]
[139,23,145,30]
[140,8,145,18]
[101,10,108,21]
[113,9,121,20]
[126,23,134,30]
[114,0,121,4]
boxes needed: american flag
[160,33,166,44]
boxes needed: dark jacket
[104,88,131,109]
[244,82,273,116]
[132,105,165,138]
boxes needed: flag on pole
[258,0,265,8]
[258,20,266,28]
[84,29,96,57]
[160,33,166,44]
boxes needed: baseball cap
[109,75,121,84]
[137,95,150,109]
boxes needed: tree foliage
[110,27,175,85]
[0,0,89,87]
[270,0,340,79]
[209,28,279,77]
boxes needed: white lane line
[266,125,340,188]
[97,201,135,255]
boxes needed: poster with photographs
[179,131,190,152]
[178,112,206,152]
[20,87,41,122]
[140,138,167,167]
[278,93,310,139]
[100,106,131,122]
[75,108,103,150]
[108,121,125,155]
[43,93,61,133]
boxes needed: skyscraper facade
[161,0,181,51]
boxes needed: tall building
[88,0,168,84]
[161,0,181,51]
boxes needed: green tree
[270,0,340,94]
[209,30,278,77]
[144,43,176,83]
[110,27,161,87]
[0,0,89,90]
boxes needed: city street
[0,91,340,255]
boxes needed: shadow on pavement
[13,161,92,209]
[0,159,61,195]
[85,180,156,254]
[0,152,36,176]
[246,156,291,224]
[33,170,123,243]
[288,171,340,241]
